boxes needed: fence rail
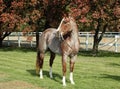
[3,32,120,52]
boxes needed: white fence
[3,32,120,52]
[79,32,120,52]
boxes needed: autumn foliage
[0,0,120,31]
[0,0,120,48]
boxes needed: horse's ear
[68,16,72,21]
[68,16,70,19]
[69,15,75,21]
[68,14,73,20]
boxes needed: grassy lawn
[0,47,120,89]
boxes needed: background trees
[0,0,42,46]
[90,0,120,53]
[0,0,120,53]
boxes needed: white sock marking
[49,67,53,78]
[62,76,66,86]
[39,69,43,79]
[70,72,75,84]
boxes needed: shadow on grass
[78,50,120,57]
[108,63,120,67]
[27,69,62,84]
[80,74,120,82]
[100,74,120,81]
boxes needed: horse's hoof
[70,80,75,85]
[62,77,66,86]
[50,76,53,78]
[50,76,53,79]
[63,84,66,86]
[71,81,75,85]
[40,76,43,79]
[49,73,53,78]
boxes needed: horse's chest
[61,40,79,55]
[70,45,79,55]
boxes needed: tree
[0,0,70,47]
[68,0,120,54]
[0,0,120,53]
[0,0,42,47]
[90,0,120,53]
[0,0,13,47]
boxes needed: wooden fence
[3,32,120,52]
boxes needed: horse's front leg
[69,55,77,85]
[62,54,67,86]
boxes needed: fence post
[86,32,89,50]
[7,35,10,46]
[18,32,21,47]
[115,35,118,52]
[30,32,33,47]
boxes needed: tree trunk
[92,19,101,54]
[0,32,11,47]
[0,38,3,47]
[93,37,99,54]
[92,19,108,55]
[93,31,99,54]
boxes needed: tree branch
[2,32,11,40]
[98,23,108,43]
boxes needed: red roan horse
[36,16,80,86]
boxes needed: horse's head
[57,16,73,38]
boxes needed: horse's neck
[71,30,78,42]
[71,22,79,41]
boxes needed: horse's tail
[36,51,40,75]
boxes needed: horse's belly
[51,47,61,54]
[48,37,62,54]
[48,44,61,54]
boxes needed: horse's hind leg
[49,51,56,78]
[36,51,44,79]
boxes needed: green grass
[0,47,120,89]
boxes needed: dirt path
[0,80,42,89]
[0,65,42,89]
